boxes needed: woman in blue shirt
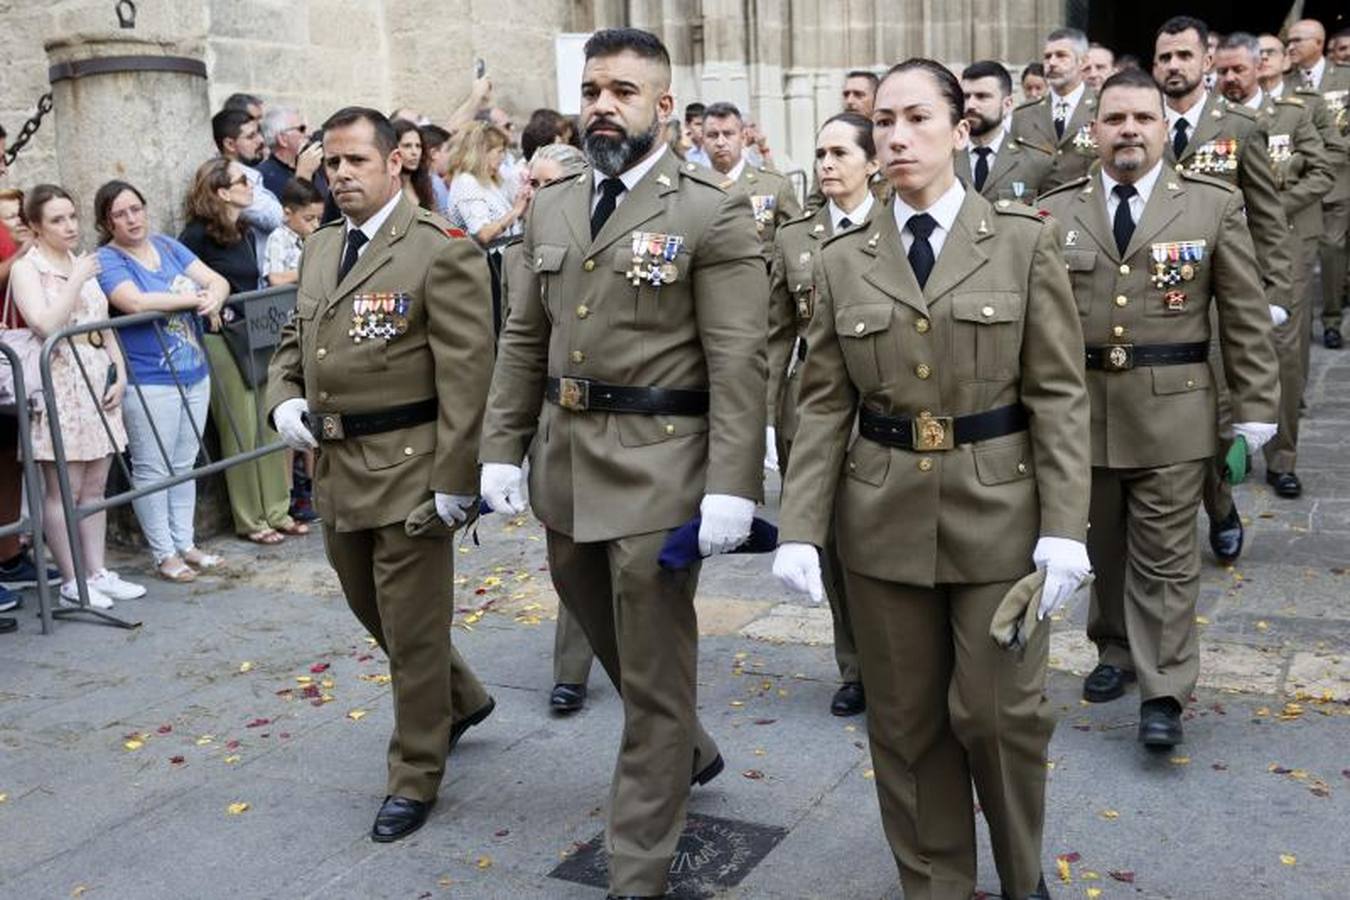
[94,180,230,583]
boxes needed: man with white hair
[258,106,323,198]
[1011,27,1100,189]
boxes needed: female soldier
[767,111,878,717]
[773,58,1091,900]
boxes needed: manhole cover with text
[548,812,789,897]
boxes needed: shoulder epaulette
[1013,96,1047,112]
[1275,95,1305,108]
[1037,175,1090,201]
[1012,136,1055,156]
[1221,100,1258,120]
[1179,170,1238,192]
[679,161,731,191]
[991,198,1044,219]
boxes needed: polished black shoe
[1266,470,1302,498]
[550,682,587,714]
[0,615,16,634]
[1082,663,1136,703]
[830,681,866,717]
[1208,506,1243,564]
[692,752,724,786]
[1324,328,1343,349]
[448,697,495,753]
[1003,874,1052,899]
[371,795,432,842]
[1138,697,1184,749]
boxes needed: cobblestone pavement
[2,344,1350,899]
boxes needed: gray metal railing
[0,340,56,633]
[38,286,296,629]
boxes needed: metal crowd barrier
[38,285,297,629]
[0,340,56,633]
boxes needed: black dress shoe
[448,697,495,753]
[1003,874,1052,899]
[1266,470,1302,498]
[830,681,866,716]
[1209,506,1243,564]
[1138,697,1184,748]
[1325,328,1343,349]
[692,752,724,786]
[371,795,432,842]
[1082,663,1136,703]
[0,616,16,634]
[549,682,586,714]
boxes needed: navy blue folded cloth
[658,515,779,570]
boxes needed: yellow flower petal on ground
[223,755,241,764]
[295,675,313,685]
[1170,756,1190,765]
[238,661,254,673]
[1280,854,1297,866]
[347,709,368,721]
[1056,857,1071,883]
[226,802,250,815]
[1256,620,1269,631]
[1100,809,1119,819]
[862,769,875,779]
[0,792,7,803]
[195,735,214,746]
[321,678,335,689]
[123,738,144,751]
[1195,616,1210,625]
[476,855,492,869]
[1087,888,1102,898]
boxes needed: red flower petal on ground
[245,718,270,728]
[309,663,330,673]
[157,724,173,734]
[169,755,185,765]
[1109,870,1136,883]
[1057,851,1081,863]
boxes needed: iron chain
[2,93,53,167]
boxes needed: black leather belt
[858,404,1028,451]
[545,377,709,415]
[1084,340,1208,371]
[309,398,438,441]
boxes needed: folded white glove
[1033,536,1092,620]
[1269,305,1289,327]
[772,542,824,604]
[480,463,526,515]
[434,492,476,526]
[764,426,779,472]
[698,494,755,556]
[1233,422,1278,454]
[273,397,317,450]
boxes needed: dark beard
[1161,75,1202,98]
[966,111,1002,138]
[584,118,661,177]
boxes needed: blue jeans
[120,379,210,562]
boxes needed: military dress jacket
[776,188,1091,588]
[954,135,1055,204]
[1039,170,1280,470]
[479,150,769,542]
[1011,87,1099,190]
[1288,83,1350,207]
[266,196,495,531]
[734,163,803,260]
[1163,94,1295,306]
[1258,93,1336,240]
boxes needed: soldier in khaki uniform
[1150,16,1295,564]
[478,29,767,899]
[776,60,1091,900]
[767,112,878,717]
[1040,68,1279,747]
[958,61,1056,203]
[1216,33,1338,499]
[268,107,497,843]
[701,101,802,259]
[1011,27,1100,191]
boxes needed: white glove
[1233,422,1278,454]
[434,492,476,526]
[273,398,317,450]
[1033,536,1092,620]
[697,494,755,556]
[1269,305,1289,327]
[480,463,526,515]
[764,427,779,472]
[773,542,825,604]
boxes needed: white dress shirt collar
[1050,81,1086,123]
[1243,88,1266,111]
[1166,91,1209,132]
[724,155,748,184]
[592,142,668,206]
[892,177,966,258]
[1269,79,1285,99]
[828,191,875,232]
[344,190,402,250]
[1100,160,1163,221]
[1304,56,1326,90]
[971,125,1007,156]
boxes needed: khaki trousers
[1264,234,1317,473]
[1319,198,1349,331]
[552,605,595,685]
[780,435,861,682]
[545,527,720,897]
[846,571,1054,900]
[324,522,490,801]
[1086,461,1206,705]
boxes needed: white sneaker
[87,569,148,601]
[59,580,114,610]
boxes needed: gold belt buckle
[1103,343,1135,371]
[557,377,590,411]
[319,413,344,440]
[912,412,955,451]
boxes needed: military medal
[751,194,776,233]
[1165,290,1187,311]
[350,292,411,342]
[1267,133,1292,164]
[1071,124,1097,153]
[629,232,683,288]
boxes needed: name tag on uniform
[627,232,683,287]
[1150,241,1205,303]
[349,292,411,343]
[1188,139,1239,175]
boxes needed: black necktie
[907,213,938,289]
[591,177,626,238]
[338,229,368,282]
[973,147,993,191]
[1172,118,1190,158]
[837,217,853,231]
[1053,101,1068,139]
[1112,184,1137,256]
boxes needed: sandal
[183,548,225,570]
[275,520,310,536]
[157,556,197,583]
[244,530,285,545]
